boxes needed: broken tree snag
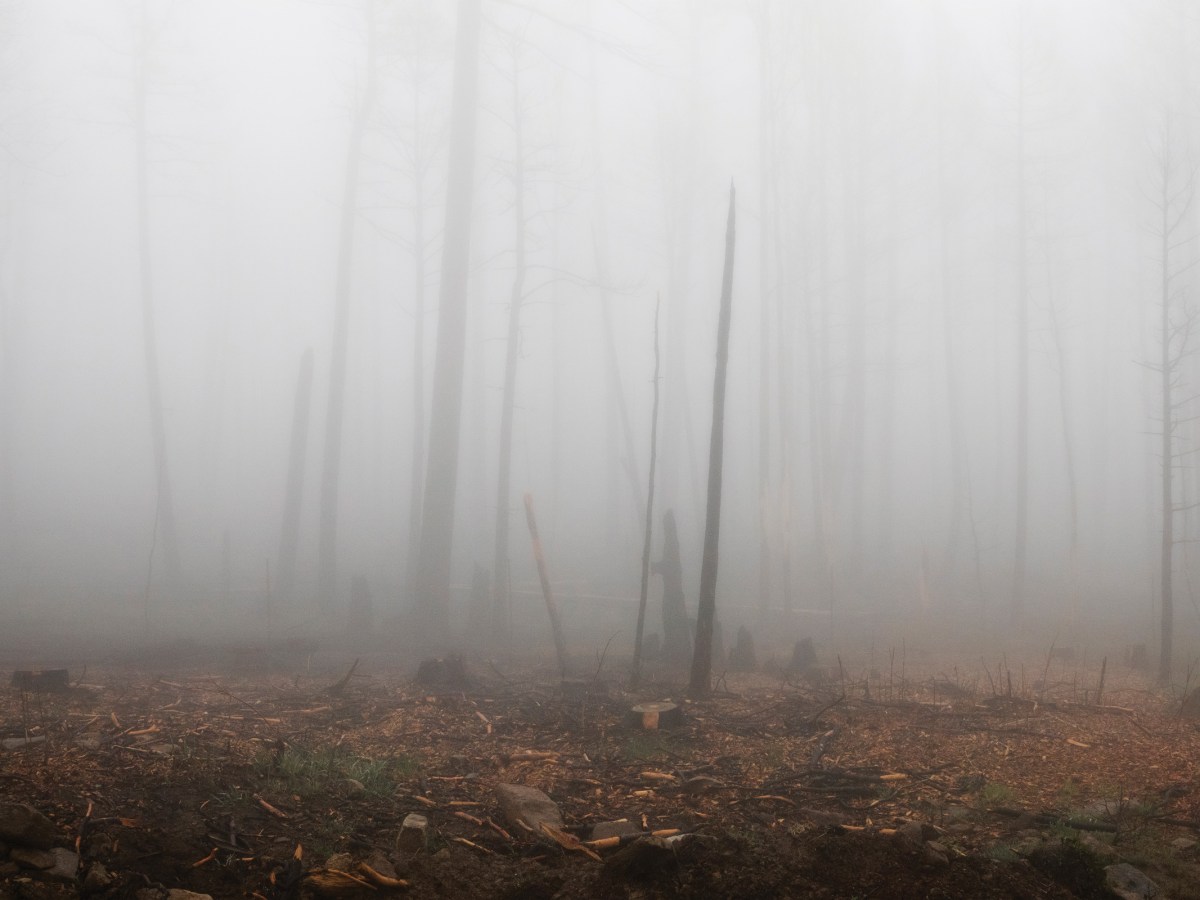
[11,669,69,693]
[523,492,568,676]
[414,654,470,689]
[625,701,682,730]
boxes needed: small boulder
[0,803,62,849]
[1105,863,1160,900]
[396,813,429,855]
[495,783,563,834]
[1,736,47,751]
[10,847,57,870]
[83,862,114,892]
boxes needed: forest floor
[1,639,1199,899]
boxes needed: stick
[1096,656,1107,706]
[523,493,568,676]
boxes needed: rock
[75,734,104,751]
[8,846,77,881]
[324,852,354,872]
[1105,863,1160,899]
[1078,832,1117,859]
[728,627,757,672]
[363,851,397,880]
[46,847,79,882]
[396,813,429,854]
[591,820,641,841]
[166,892,214,900]
[604,836,674,879]
[892,821,938,852]
[1,736,47,751]
[414,654,470,689]
[495,783,563,834]
[10,669,69,692]
[1171,837,1197,853]
[923,840,950,867]
[0,803,62,849]
[83,862,114,892]
[10,847,56,869]
[343,778,365,795]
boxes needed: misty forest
[3,2,1200,898]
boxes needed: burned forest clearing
[1,639,1199,899]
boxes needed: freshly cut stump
[625,701,682,730]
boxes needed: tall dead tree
[1012,5,1031,621]
[277,349,314,605]
[316,0,379,607]
[133,0,184,589]
[492,38,530,641]
[413,0,483,643]
[689,185,737,698]
[631,296,662,687]
[1149,113,1196,685]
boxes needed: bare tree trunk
[1012,10,1030,622]
[413,0,483,644]
[134,0,183,589]
[689,185,737,698]
[277,348,314,605]
[317,1,379,607]
[755,0,773,618]
[631,296,662,687]
[405,75,429,599]
[492,54,528,642]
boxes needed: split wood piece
[503,750,558,763]
[358,862,409,889]
[255,795,289,819]
[583,828,681,850]
[625,701,682,730]
[540,822,602,861]
[451,836,494,854]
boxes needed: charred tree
[631,296,662,687]
[134,0,184,589]
[656,509,691,667]
[413,0,483,643]
[316,0,379,607]
[277,348,314,605]
[689,184,737,698]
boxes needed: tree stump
[624,701,683,730]
[10,670,69,693]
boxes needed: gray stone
[166,892,214,900]
[591,820,641,841]
[396,813,429,854]
[1171,837,1196,853]
[324,852,354,872]
[0,804,61,850]
[924,840,950,867]
[12,846,77,881]
[46,847,79,882]
[75,734,104,751]
[83,862,114,892]
[1105,862,1159,900]
[10,846,56,869]
[495,783,563,834]
[1,736,46,751]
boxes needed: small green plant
[254,744,418,798]
[979,782,1017,806]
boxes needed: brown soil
[1,647,1198,898]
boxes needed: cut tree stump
[625,701,682,730]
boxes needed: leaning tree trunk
[277,348,314,605]
[134,0,184,590]
[689,185,737,698]
[413,0,483,644]
[316,1,379,608]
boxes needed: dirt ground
[1,639,1199,899]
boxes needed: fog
[1,0,1196,664]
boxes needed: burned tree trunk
[689,185,737,697]
[631,296,662,686]
[656,509,691,667]
[277,348,314,604]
